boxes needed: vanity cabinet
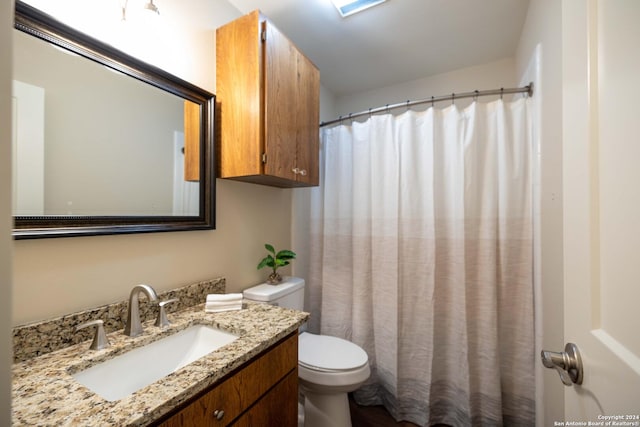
[156,332,298,427]
[216,10,320,188]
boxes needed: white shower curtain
[308,98,534,426]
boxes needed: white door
[12,80,45,216]
[561,0,640,419]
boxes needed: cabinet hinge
[261,29,266,42]
[261,152,267,163]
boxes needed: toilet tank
[242,276,305,310]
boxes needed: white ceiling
[225,0,531,97]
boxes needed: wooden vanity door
[231,370,298,426]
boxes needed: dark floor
[349,395,419,427]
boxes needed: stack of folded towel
[205,293,243,313]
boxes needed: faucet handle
[155,298,179,328]
[76,319,110,350]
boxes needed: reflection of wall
[13,1,294,326]
[14,30,182,215]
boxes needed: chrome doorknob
[541,342,583,386]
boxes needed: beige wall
[334,57,517,118]
[14,179,293,324]
[515,0,564,425]
[12,1,296,325]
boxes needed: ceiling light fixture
[331,0,387,18]
[143,0,160,15]
[121,0,160,21]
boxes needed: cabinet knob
[213,409,225,420]
[292,168,307,176]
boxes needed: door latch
[541,342,584,386]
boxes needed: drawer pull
[213,409,225,420]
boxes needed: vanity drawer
[157,332,297,426]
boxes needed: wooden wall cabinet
[155,333,298,427]
[216,10,320,188]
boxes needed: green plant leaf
[257,254,275,270]
[258,245,295,273]
[276,250,296,260]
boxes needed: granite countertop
[12,302,309,426]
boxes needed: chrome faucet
[124,284,159,337]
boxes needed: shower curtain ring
[474,90,479,102]
[500,88,504,100]
[431,96,435,108]
[451,93,455,105]
[406,100,410,111]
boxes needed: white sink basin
[71,325,238,401]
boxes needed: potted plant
[257,243,296,284]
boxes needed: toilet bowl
[242,277,370,427]
[298,332,370,427]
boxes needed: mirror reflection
[12,0,214,239]
[12,30,199,217]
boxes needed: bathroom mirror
[12,1,215,239]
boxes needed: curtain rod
[319,82,533,128]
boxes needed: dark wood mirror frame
[13,1,215,239]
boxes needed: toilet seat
[298,332,368,372]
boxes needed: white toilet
[243,277,370,427]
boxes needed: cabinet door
[216,11,262,179]
[292,48,319,186]
[264,21,319,185]
[264,20,298,182]
[231,370,298,427]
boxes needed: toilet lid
[298,333,368,371]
